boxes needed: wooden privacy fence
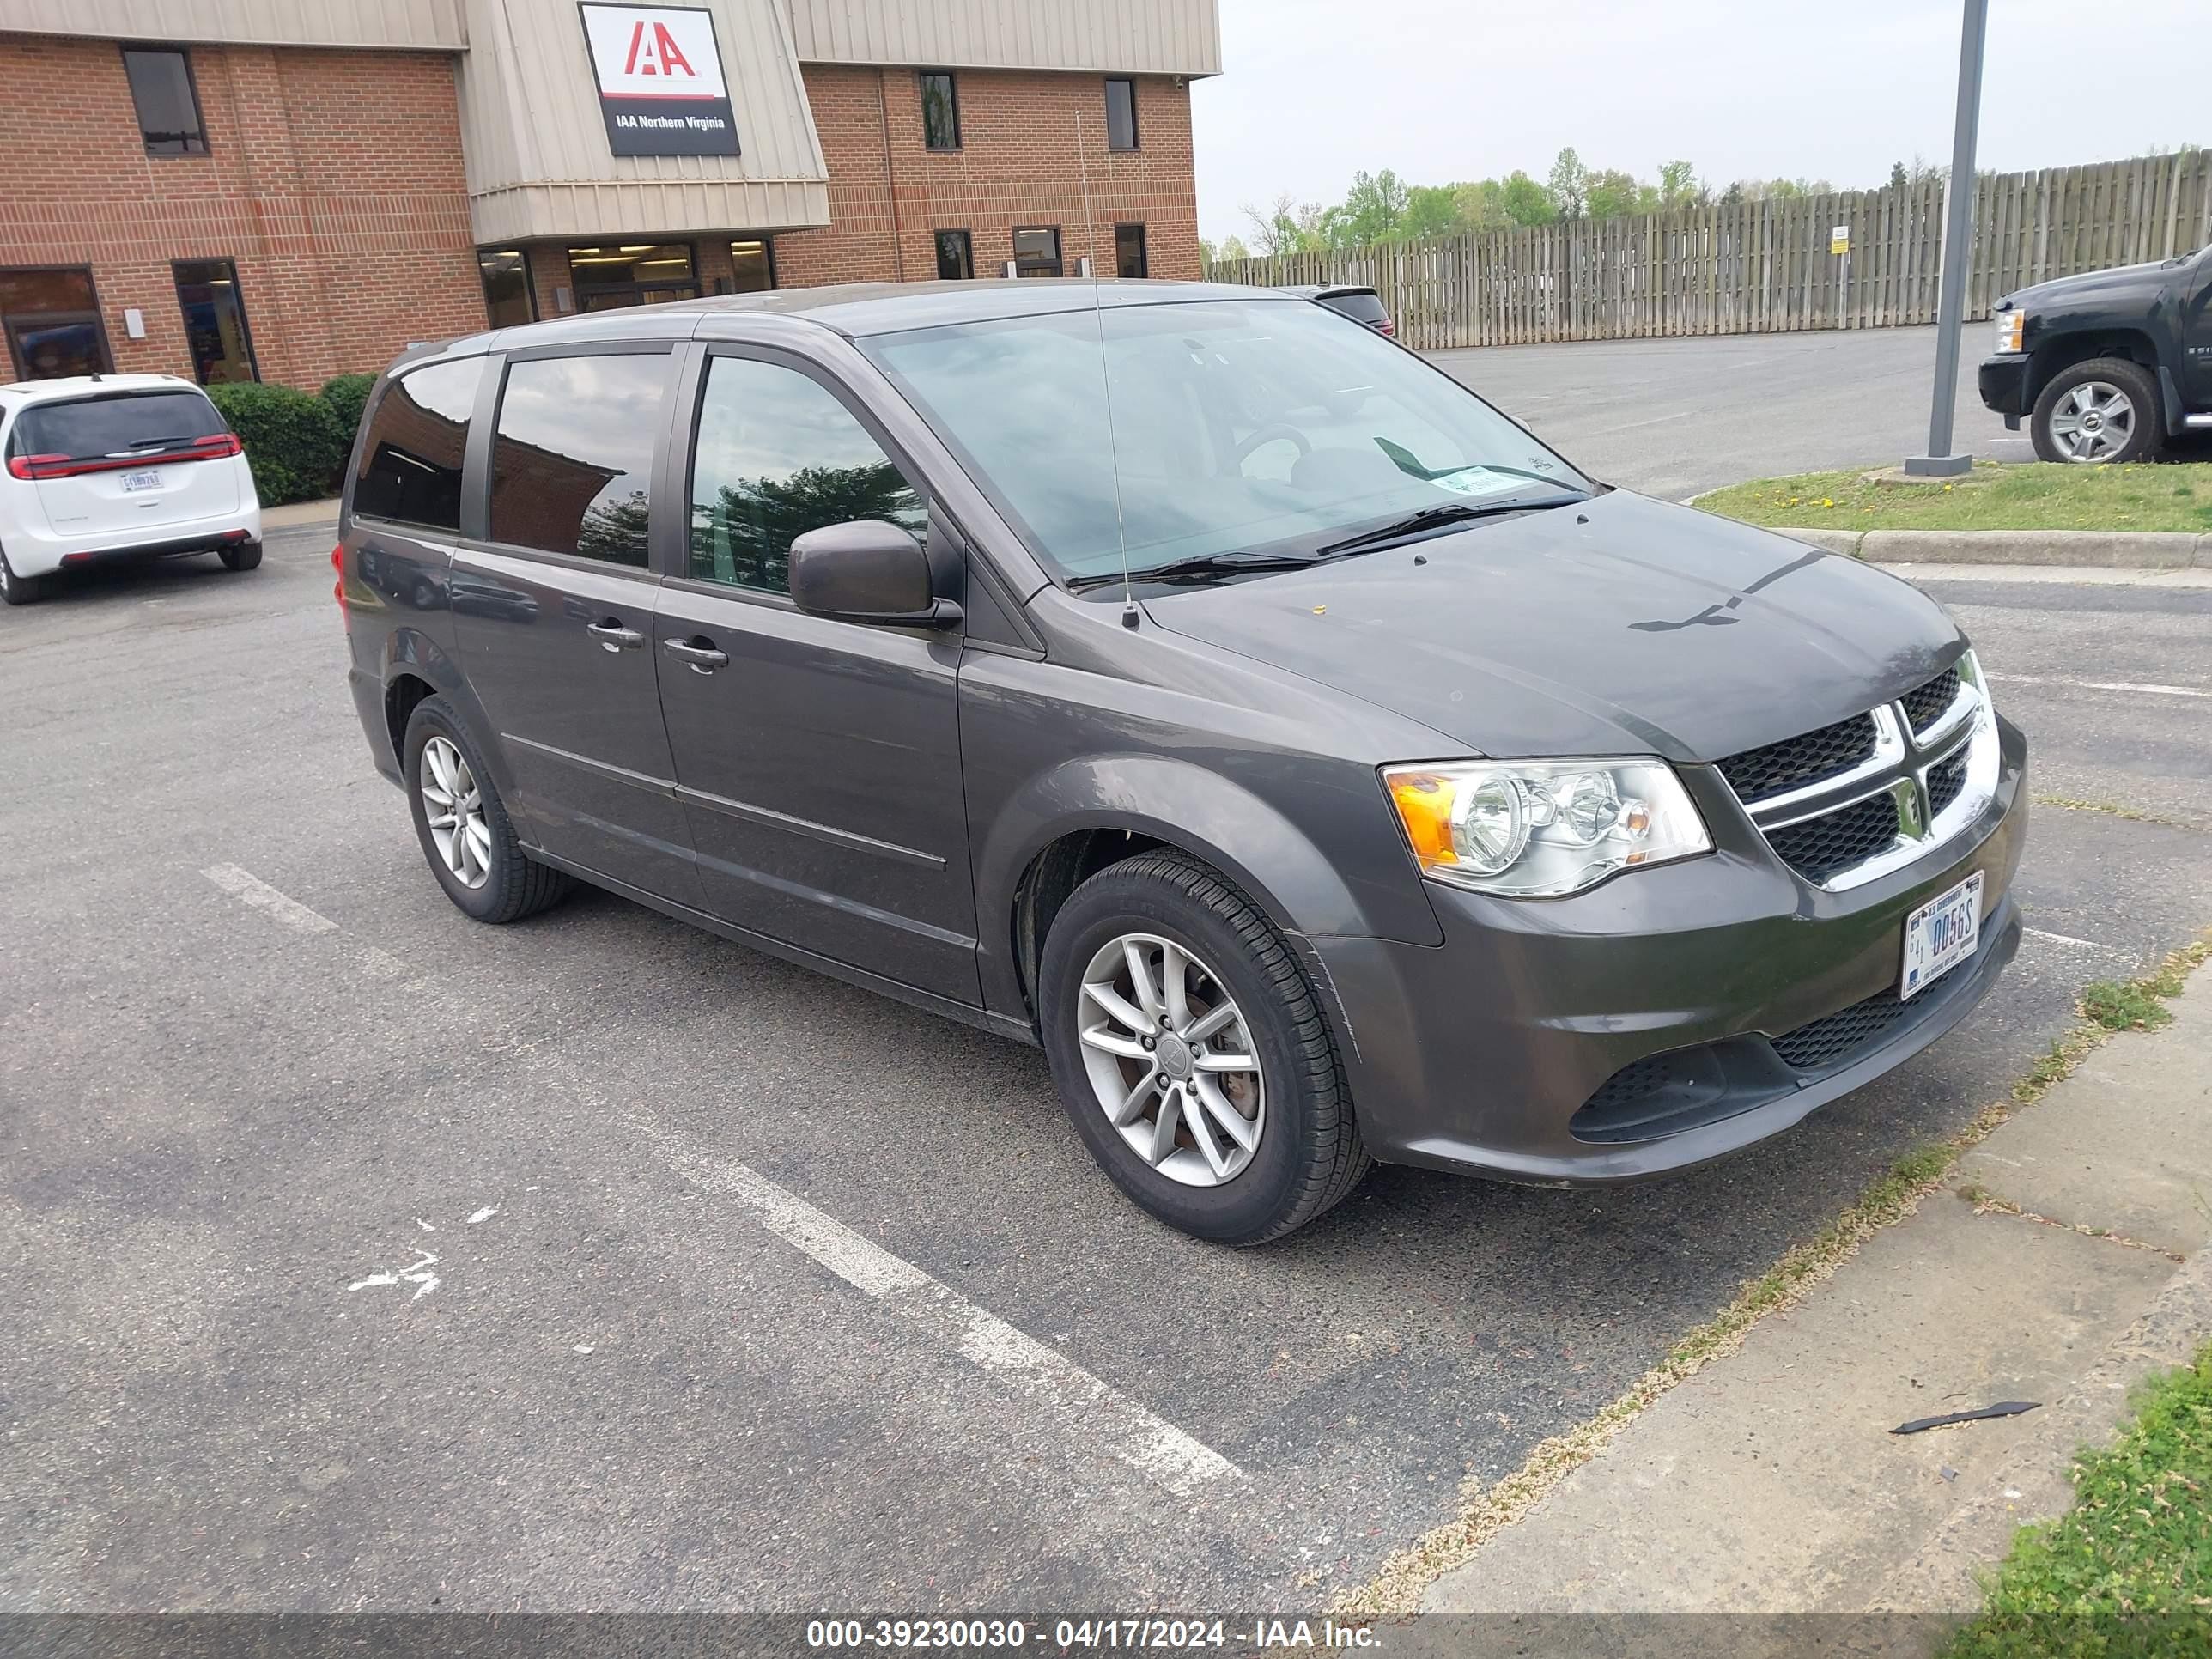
[1205,149,2212,351]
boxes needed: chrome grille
[1767,793,1903,884]
[1901,668,1961,735]
[1717,712,1880,802]
[1719,657,1996,892]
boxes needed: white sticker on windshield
[1426,467,1525,499]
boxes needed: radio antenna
[1076,110,1137,627]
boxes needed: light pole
[1904,0,1990,478]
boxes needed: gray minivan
[338,281,2027,1243]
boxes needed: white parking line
[1991,673,2212,700]
[632,1113,1242,1498]
[203,863,339,933]
[2025,926,2134,961]
[203,862,413,979]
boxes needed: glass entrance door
[567,243,699,312]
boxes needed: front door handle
[586,619,644,653]
[664,636,730,674]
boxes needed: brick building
[0,0,1218,389]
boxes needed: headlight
[1955,645,1990,711]
[1382,758,1713,897]
[1992,310,2023,355]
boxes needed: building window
[121,46,207,155]
[1114,224,1149,281]
[726,240,774,293]
[0,268,112,380]
[919,71,960,150]
[172,260,257,384]
[478,249,536,329]
[566,244,697,311]
[1104,78,1139,151]
[933,230,974,282]
[1012,228,1062,279]
[489,354,671,566]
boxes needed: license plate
[1902,871,1983,998]
[120,470,161,492]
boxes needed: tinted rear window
[352,359,483,533]
[14,390,225,459]
[1321,291,1388,325]
[488,354,668,567]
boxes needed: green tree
[1547,147,1589,219]
[1451,179,1513,230]
[1400,183,1464,240]
[1585,168,1652,220]
[1888,160,1909,191]
[1500,170,1556,226]
[1657,159,1705,209]
[1336,168,1412,244]
[1242,192,1304,258]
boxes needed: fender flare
[972,751,1440,1020]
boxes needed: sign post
[1832,224,1850,330]
[1904,0,1990,477]
[578,3,740,158]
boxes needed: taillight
[1378,318,1396,337]
[7,434,240,479]
[332,544,350,631]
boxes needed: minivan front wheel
[1039,851,1369,1243]
[402,696,572,924]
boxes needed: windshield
[13,390,227,460]
[861,298,1591,586]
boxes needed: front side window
[864,299,1591,586]
[933,229,974,282]
[1012,228,1061,278]
[121,46,206,155]
[1104,78,1139,151]
[172,259,256,384]
[489,354,668,566]
[919,72,960,150]
[688,356,925,594]
[1115,224,1148,281]
[352,358,484,532]
[478,250,535,328]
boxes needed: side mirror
[787,520,962,629]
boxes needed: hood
[1139,491,1963,763]
[1999,258,2172,312]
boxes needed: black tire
[402,695,572,924]
[1038,850,1369,1244]
[2030,356,2162,465]
[0,545,48,606]
[218,541,264,571]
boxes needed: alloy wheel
[1076,933,1265,1188]
[2048,380,2135,462]
[420,735,492,890]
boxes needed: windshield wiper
[1313,495,1586,558]
[109,435,188,455]
[1066,551,1319,591]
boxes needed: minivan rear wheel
[218,541,263,571]
[0,546,47,606]
[402,696,572,924]
[1039,850,1369,1243]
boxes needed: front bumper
[1316,715,2029,1183]
[1978,356,2030,421]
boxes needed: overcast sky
[1191,0,2206,240]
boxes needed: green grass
[1696,461,2212,533]
[1942,1345,2212,1658]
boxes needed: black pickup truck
[1978,242,2212,464]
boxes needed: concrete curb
[1765,525,2209,568]
[261,496,341,532]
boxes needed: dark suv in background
[339,281,2026,1243]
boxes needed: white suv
[0,374,263,605]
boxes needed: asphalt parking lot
[6,514,2210,1610]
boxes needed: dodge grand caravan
[338,282,2027,1243]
